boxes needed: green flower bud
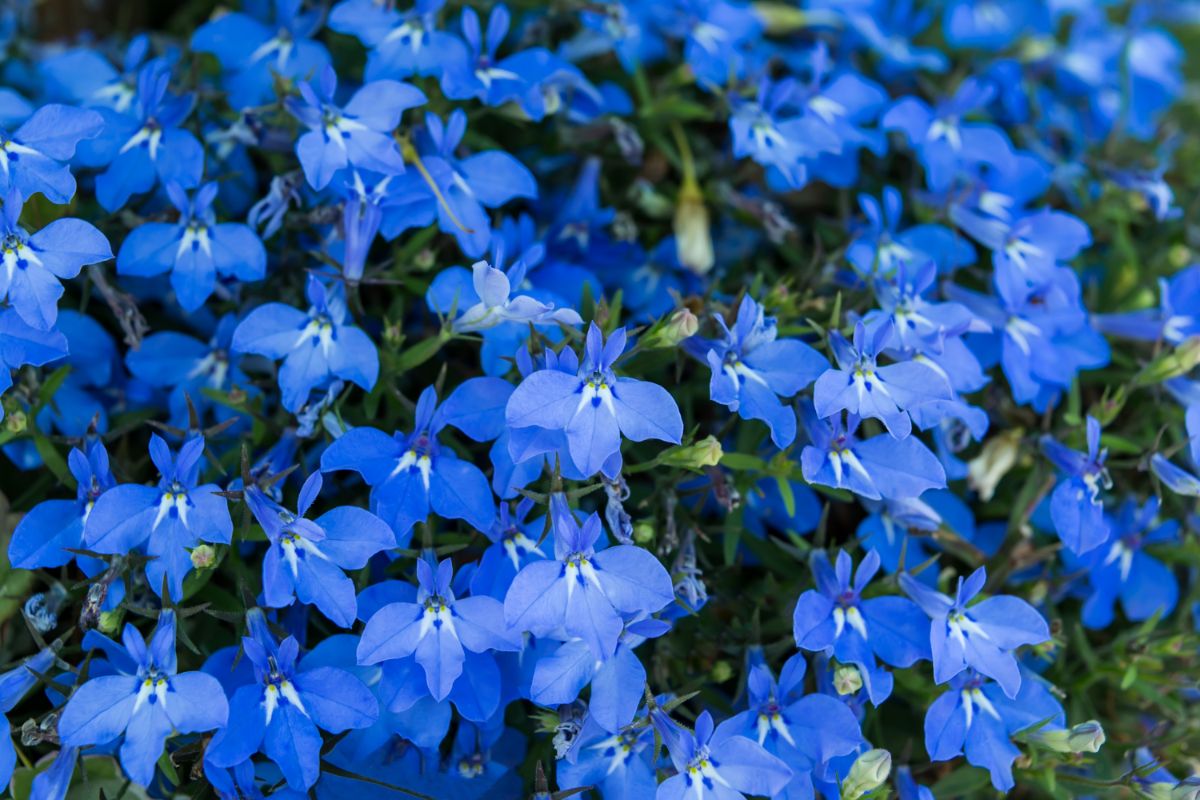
[4,409,26,434]
[97,610,122,635]
[710,660,733,683]
[841,749,892,800]
[1066,720,1106,753]
[642,309,700,350]
[190,544,217,570]
[674,180,714,275]
[833,664,863,696]
[1172,777,1200,800]
[659,436,723,471]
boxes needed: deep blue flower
[358,557,520,700]
[204,613,378,791]
[814,321,953,439]
[901,566,1050,698]
[1040,415,1111,554]
[88,61,205,212]
[58,611,229,787]
[846,187,974,279]
[329,0,466,82]
[503,493,674,658]
[84,434,232,600]
[722,652,863,799]
[285,64,425,190]
[470,497,547,600]
[0,305,67,413]
[0,189,112,330]
[793,549,931,704]
[686,295,828,448]
[191,0,331,110]
[506,322,683,478]
[117,182,267,311]
[320,384,496,545]
[0,102,101,203]
[557,715,657,799]
[799,403,947,500]
[1066,497,1179,629]
[729,75,841,190]
[925,668,1064,792]
[650,706,793,800]
[439,5,529,106]
[10,439,114,569]
[246,472,394,627]
[231,275,379,413]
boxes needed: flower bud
[4,409,26,434]
[659,436,723,471]
[642,308,700,349]
[710,660,733,683]
[674,180,714,275]
[833,664,863,696]
[1066,720,1106,753]
[190,544,217,570]
[97,610,122,635]
[967,428,1023,502]
[633,522,655,545]
[841,749,892,800]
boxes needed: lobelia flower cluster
[0,0,1198,798]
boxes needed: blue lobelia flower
[125,314,249,430]
[650,706,793,800]
[438,5,528,106]
[846,187,975,279]
[504,494,674,659]
[57,611,229,787]
[204,613,378,791]
[245,472,395,627]
[722,652,863,800]
[320,384,496,545]
[686,294,828,448]
[231,275,379,413]
[285,64,425,190]
[1150,453,1200,498]
[0,189,113,330]
[506,322,684,478]
[925,668,1065,792]
[531,618,670,734]
[1066,497,1180,629]
[426,255,582,354]
[0,102,101,203]
[793,549,931,704]
[943,0,1048,50]
[117,182,267,311]
[411,110,538,258]
[191,0,331,110]
[728,75,841,190]
[88,62,205,212]
[328,0,467,82]
[900,566,1049,698]
[0,648,56,788]
[1040,416,1111,555]
[557,714,657,799]
[469,497,547,600]
[84,434,233,601]
[10,440,114,569]
[882,77,1015,192]
[0,305,68,412]
[799,403,946,501]
[357,557,521,700]
[813,320,953,439]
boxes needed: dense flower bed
[0,0,1197,798]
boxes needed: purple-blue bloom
[58,611,229,786]
[506,322,683,478]
[246,472,395,627]
[1040,415,1111,554]
[503,493,674,658]
[0,102,101,203]
[231,274,379,412]
[901,566,1050,698]
[320,384,496,545]
[84,435,232,601]
[117,182,266,312]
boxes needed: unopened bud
[674,181,714,275]
[710,660,733,683]
[97,610,122,635]
[833,665,863,696]
[967,428,1023,502]
[4,409,26,434]
[190,544,217,570]
[1067,721,1106,753]
[1134,336,1200,386]
[633,522,655,545]
[841,749,892,800]
[642,308,700,349]
[659,436,723,471]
